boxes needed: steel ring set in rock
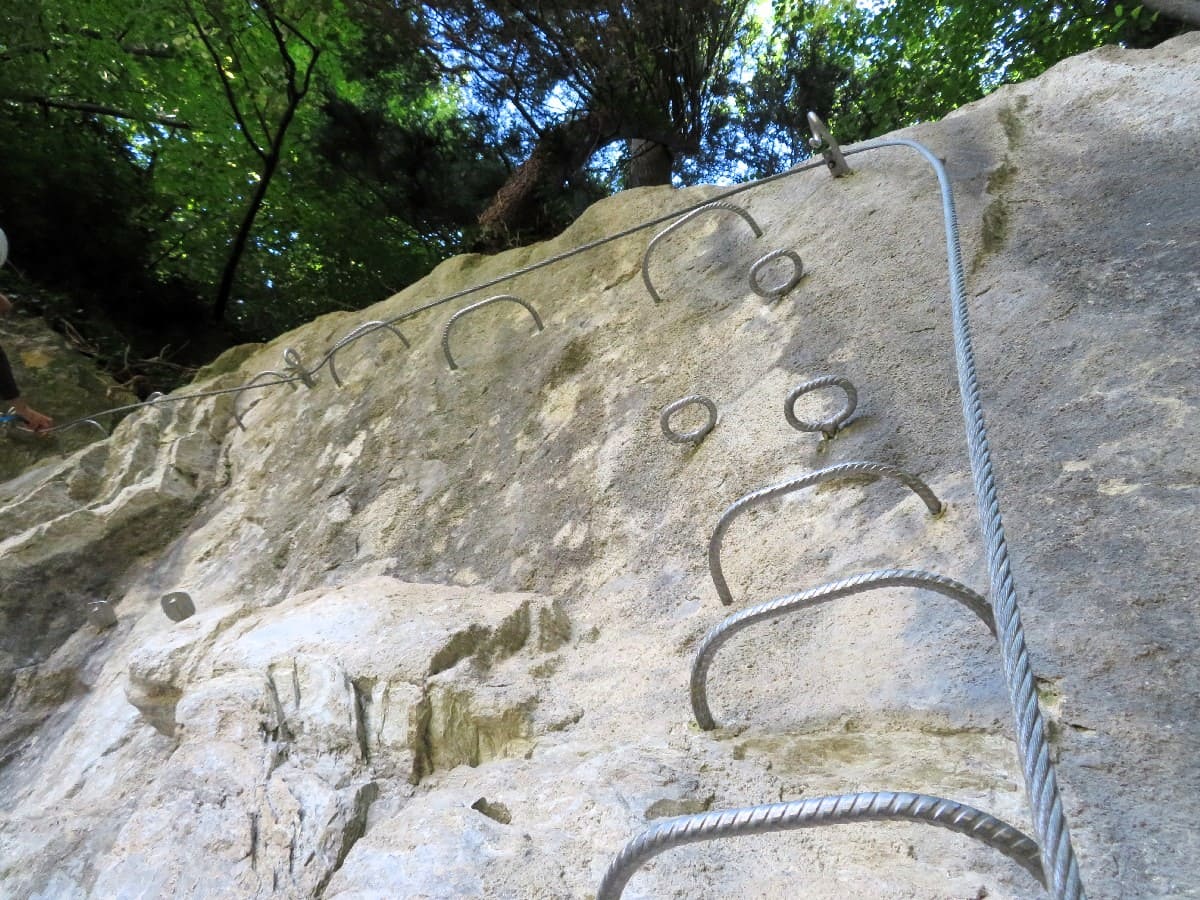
[642,201,803,304]
[660,395,718,444]
[660,374,856,447]
[785,374,857,437]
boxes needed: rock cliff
[2,34,1198,899]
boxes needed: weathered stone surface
[2,34,1199,899]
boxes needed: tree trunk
[210,50,318,324]
[476,115,612,249]
[211,152,280,323]
[626,139,673,187]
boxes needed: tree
[404,0,752,246]
[695,0,1191,181]
[181,0,322,323]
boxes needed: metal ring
[442,294,544,371]
[748,248,803,301]
[785,375,857,437]
[660,395,718,444]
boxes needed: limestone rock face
[2,34,1199,899]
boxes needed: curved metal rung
[690,568,995,730]
[85,598,118,630]
[709,461,945,606]
[441,294,544,371]
[785,375,858,438]
[283,347,317,388]
[807,111,851,177]
[325,320,410,387]
[161,591,196,622]
[231,370,298,431]
[596,791,1044,899]
[660,395,718,445]
[642,201,764,304]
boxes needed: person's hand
[0,293,12,316]
[10,399,53,434]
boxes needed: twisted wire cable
[709,461,944,606]
[784,374,858,437]
[596,791,1045,900]
[865,138,1083,898]
[642,201,763,303]
[441,294,544,371]
[690,568,995,730]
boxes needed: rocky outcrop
[2,33,1199,899]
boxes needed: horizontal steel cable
[21,156,836,438]
[596,790,1045,900]
[690,568,995,730]
[708,461,945,606]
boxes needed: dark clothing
[0,343,19,401]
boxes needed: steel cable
[866,138,1084,899]
[18,158,835,438]
[596,790,1045,900]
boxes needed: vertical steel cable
[870,138,1084,899]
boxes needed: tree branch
[1,94,193,128]
[183,0,267,159]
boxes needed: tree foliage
[0,0,1189,388]
[401,0,752,244]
